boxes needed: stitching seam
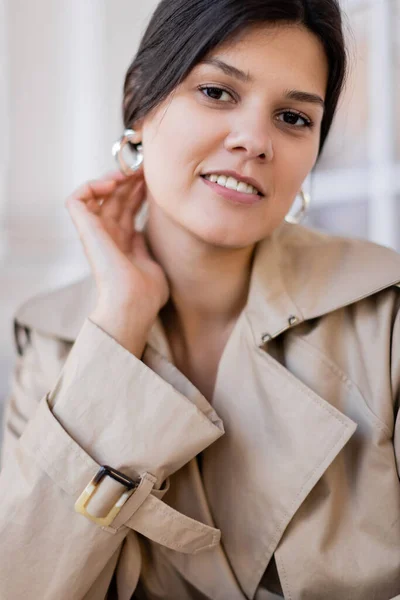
[292,335,392,436]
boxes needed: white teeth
[225,177,238,190]
[204,174,260,196]
[237,181,248,193]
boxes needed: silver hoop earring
[284,189,311,224]
[111,129,144,175]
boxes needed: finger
[99,180,131,220]
[101,175,144,221]
[66,196,119,268]
[131,231,151,263]
[67,168,139,206]
[99,168,143,183]
[78,177,131,218]
[119,180,146,233]
[68,179,117,204]
[86,198,103,215]
[66,196,100,244]
[98,169,128,183]
[126,177,146,211]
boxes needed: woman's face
[137,23,329,248]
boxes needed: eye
[198,86,234,103]
[277,111,313,129]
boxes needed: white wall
[0,0,158,404]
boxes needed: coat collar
[245,222,400,347]
[14,222,400,345]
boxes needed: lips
[200,174,264,206]
[201,170,265,196]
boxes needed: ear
[130,119,144,144]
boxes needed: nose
[224,119,274,162]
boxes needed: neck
[144,203,255,344]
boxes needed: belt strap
[86,469,221,555]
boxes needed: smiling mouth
[200,174,263,197]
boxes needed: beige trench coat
[1,222,400,600]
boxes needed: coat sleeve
[0,316,224,600]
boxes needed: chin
[186,219,264,250]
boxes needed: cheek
[142,126,221,213]
[143,100,222,175]
[274,137,317,193]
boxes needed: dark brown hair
[123,0,348,160]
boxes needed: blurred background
[0,0,399,412]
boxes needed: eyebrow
[200,58,252,83]
[283,89,325,110]
[198,57,325,110]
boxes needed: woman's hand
[65,170,170,335]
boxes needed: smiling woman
[1,1,400,600]
[123,0,344,157]
[132,23,328,249]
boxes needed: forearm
[89,301,157,358]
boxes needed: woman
[1,0,399,598]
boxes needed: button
[261,333,272,344]
[14,321,31,356]
[288,315,299,327]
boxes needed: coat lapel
[158,459,247,600]
[200,311,357,599]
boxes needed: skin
[129,23,329,399]
[71,22,329,399]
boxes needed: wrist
[89,303,157,358]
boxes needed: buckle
[74,465,141,527]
